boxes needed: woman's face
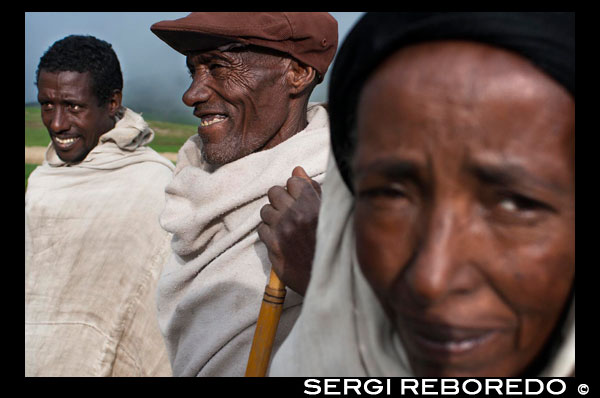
[352,41,575,377]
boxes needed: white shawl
[270,152,575,377]
[25,108,175,376]
[157,103,331,376]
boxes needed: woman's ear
[287,60,317,96]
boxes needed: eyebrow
[354,156,570,198]
[37,93,84,104]
[468,161,569,196]
[187,51,234,65]
[353,158,421,182]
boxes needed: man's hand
[257,166,322,296]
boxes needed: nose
[182,70,212,108]
[49,107,69,134]
[405,200,479,305]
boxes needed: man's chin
[202,152,236,167]
[201,144,244,167]
[55,148,87,164]
[200,135,266,166]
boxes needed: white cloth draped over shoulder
[269,151,575,377]
[25,108,175,376]
[157,103,331,376]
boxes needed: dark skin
[37,70,122,164]
[259,40,575,376]
[182,45,322,294]
[352,41,575,377]
[258,166,322,296]
[183,46,317,165]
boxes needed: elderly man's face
[37,70,117,163]
[183,47,292,165]
[352,41,575,377]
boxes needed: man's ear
[107,90,123,117]
[287,60,317,96]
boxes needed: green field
[25,105,52,147]
[25,105,197,187]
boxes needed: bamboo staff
[245,269,286,377]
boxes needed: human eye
[356,181,412,212]
[491,190,554,225]
[39,101,53,111]
[208,61,225,70]
[359,185,408,199]
[67,102,83,112]
[500,192,549,212]
[209,61,231,78]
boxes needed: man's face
[183,47,292,165]
[37,70,116,163]
[352,41,575,377]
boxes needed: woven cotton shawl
[157,103,330,376]
[25,108,175,376]
[270,153,575,377]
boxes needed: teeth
[446,339,478,351]
[55,137,78,145]
[200,115,226,127]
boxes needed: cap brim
[151,22,244,55]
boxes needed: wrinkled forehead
[186,49,236,64]
[185,45,288,68]
[185,40,246,56]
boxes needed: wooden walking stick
[245,268,287,376]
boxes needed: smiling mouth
[199,114,228,127]
[53,136,80,149]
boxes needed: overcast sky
[25,12,364,124]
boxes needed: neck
[261,100,309,151]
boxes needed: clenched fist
[257,166,322,296]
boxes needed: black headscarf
[328,12,575,193]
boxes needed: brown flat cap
[151,12,338,80]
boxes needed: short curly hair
[35,35,123,106]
